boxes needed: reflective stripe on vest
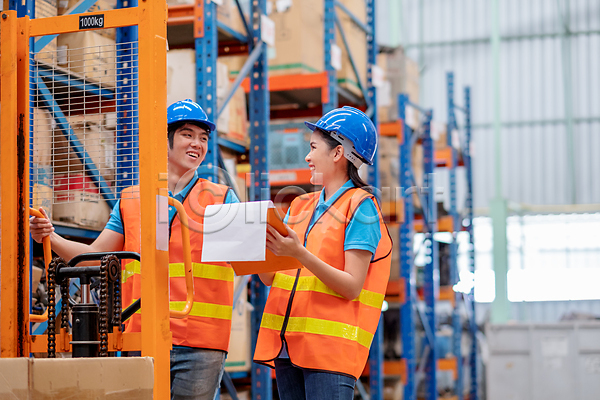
[272,274,384,310]
[260,313,374,349]
[122,260,234,284]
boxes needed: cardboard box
[167,50,247,141]
[378,136,423,211]
[268,0,324,76]
[57,31,116,86]
[34,0,59,65]
[52,174,112,230]
[53,190,111,230]
[337,0,367,97]
[53,116,115,182]
[225,280,252,373]
[58,0,116,40]
[33,108,54,165]
[381,47,420,128]
[223,86,249,143]
[0,357,154,399]
[218,55,246,78]
[268,0,366,95]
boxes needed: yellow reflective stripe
[121,261,233,284]
[169,263,234,282]
[261,313,372,349]
[169,301,232,320]
[121,299,232,320]
[122,260,141,283]
[272,274,384,309]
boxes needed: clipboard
[230,208,304,275]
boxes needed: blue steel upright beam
[248,1,272,399]
[421,109,438,400]
[116,0,139,193]
[399,93,416,400]
[447,72,463,400]
[366,0,382,399]
[464,86,478,400]
[323,0,337,113]
[366,0,378,190]
[9,0,33,18]
[197,0,219,181]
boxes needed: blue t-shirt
[284,180,382,256]
[105,172,240,234]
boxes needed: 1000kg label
[79,14,105,30]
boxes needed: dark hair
[315,129,373,193]
[167,121,211,149]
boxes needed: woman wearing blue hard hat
[253,106,393,399]
[30,99,239,400]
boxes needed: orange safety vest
[254,187,392,379]
[120,179,235,351]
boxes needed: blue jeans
[274,358,356,400]
[170,346,226,400]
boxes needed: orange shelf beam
[439,285,456,306]
[167,4,194,26]
[414,215,454,233]
[269,169,312,186]
[381,199,404,223]
[385,278,406,304]
[380,120,403,141]
[242,72,329,101]
[434,146,455,167]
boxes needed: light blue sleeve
[344,198,382,255]
[104,200,124,235]
[225,189,240,204]
[283,209,290,224]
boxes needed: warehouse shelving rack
[391,72,475,400]
[446,72,477,400]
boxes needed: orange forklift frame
[0,3,172,398]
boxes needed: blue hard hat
[167,99,216,133]
[305,106,378,166]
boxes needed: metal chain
[46,258,58,358]
[99,256,109,357]
[109,256,122,328]
[60,276,70,330]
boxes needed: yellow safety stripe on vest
[122,260,141,283]
[169,301,232,320]
[169,263,234,282]
[261,313,373,349]
[121,261,233,284]
[272,274,384,310]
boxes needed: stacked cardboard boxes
[33,0,59,65]
[167,49,249,145]
[377,47,420,129]
[224,0,368,97]
[58,0,117,40]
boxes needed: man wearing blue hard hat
[30,99,239,400]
